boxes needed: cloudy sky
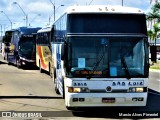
[0,0,152,33]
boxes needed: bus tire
[49,63,53,78]
[66,106,74,110]
[16,59,21,68]
[62,79,65,99]
[39,60,43,73]
[55,79,60,95]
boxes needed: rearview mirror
[150,45,157,63]
[61,42,67,60]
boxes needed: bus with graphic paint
[36,27,54,77]
[6,27,41,68]
[51,5,149,110]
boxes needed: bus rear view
[52,5,149,110]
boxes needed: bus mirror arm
[61,42,67,61]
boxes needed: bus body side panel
[36,45,40,67]
[7,31,19,64]
[7,43,16,64]
[1,43,6,59]
[53,43,64,95]
[36,45,52,71]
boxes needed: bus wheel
[62,79,65,99]
[16,59,21,68]
[39,61,43,73]
[53,69,56,83]
[66,106,74,110]
[66,107,77,111]
[55,79,60,95]
[49,64,53,78]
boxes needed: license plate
[102,98,115,103]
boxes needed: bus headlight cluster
[68,87,90,93]
[20,57,35,62]
[129,87,144,92]
[20,56,26,61]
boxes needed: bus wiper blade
[87,52,105,79]
[121,56,131,80]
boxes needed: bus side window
[41,33,44,45]
[51,26,54,42]
[38,33,40,45]
[36,34,39,45]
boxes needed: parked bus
[7,27,41,68]
[36,27,53,77]
[1,30,14,60]
[51,5,149,110]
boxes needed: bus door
[7,43,16,63]
[55,43,63,95]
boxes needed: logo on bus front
[112,81,144,86]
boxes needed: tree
[147,1,160,43]
[147,2,160,22]
[153,23,160,44]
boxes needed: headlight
[129,87,136,92]
[20,57,26,60]
[129,87,143,92]
[68,87,90,93]
[136,88,144,92]
[20,57,35,62]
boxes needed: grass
[150,61,160,70]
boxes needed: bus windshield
[66,36,148,78]
[68,13,147,35]
[18,38,35,57]
[3,31,13,43]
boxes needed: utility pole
[50,0,55,21]
[13,2,28,27]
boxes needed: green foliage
[147,2,160,41]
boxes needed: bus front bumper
[66,92,148,107]
[20,57,36,66]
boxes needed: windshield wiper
[121,55,131,80]
[87,47,106,79]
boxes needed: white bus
[51,5,149,110]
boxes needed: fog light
[73,98,78,102]
[138,97,144,101]
[79,98,85,102]
[132,98,137,101]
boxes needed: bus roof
[37,27,52,33]
[5,29,16,32]
[14,27,41,35]
[64,5,144,14]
